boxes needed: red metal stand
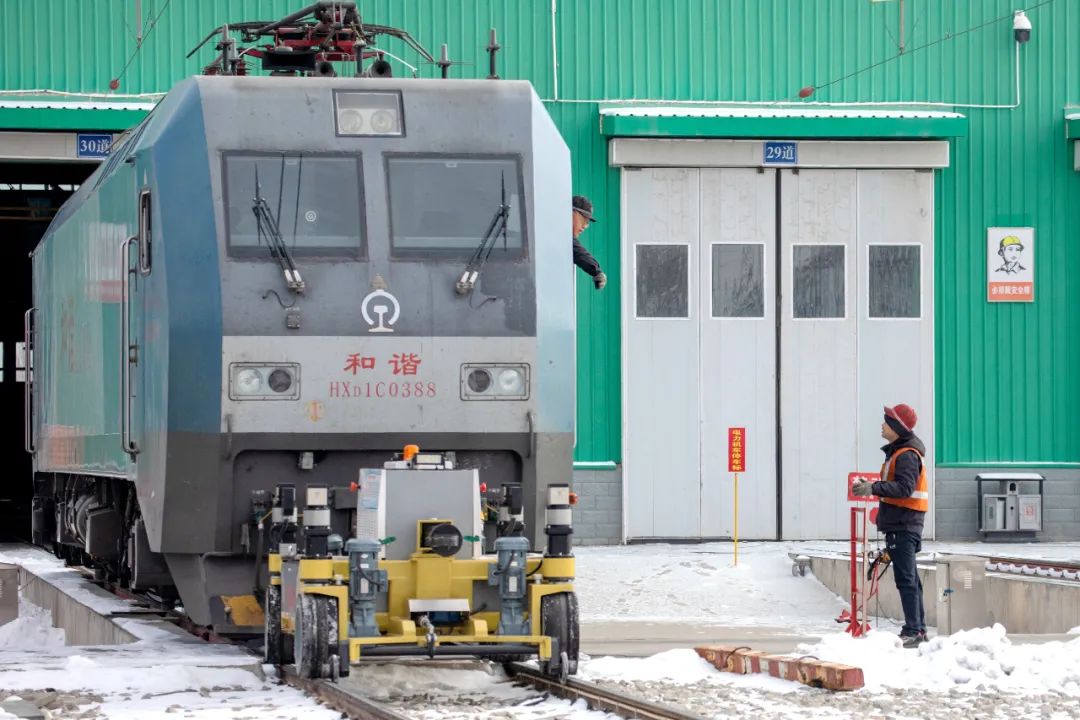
[845,505,871,636]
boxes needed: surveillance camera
[1013,10,1031,44]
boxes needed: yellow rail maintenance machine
[263,447,579,681]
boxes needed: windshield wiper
[455,172,509,296]
[252,166,305,294]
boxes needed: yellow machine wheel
[294,594,337,679]
[540,592,580,678]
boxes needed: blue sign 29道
[763,141,798,166]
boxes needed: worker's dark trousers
[885,530,925,636]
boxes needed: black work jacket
[872,433,926,535]
[573,237,602,277]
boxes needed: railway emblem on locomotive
[361,288,400,333]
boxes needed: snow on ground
[574,542,852,633]
[581,639,1080,719]
[574,538,1080,634]
[0,632,342,719]
[6,541,1080,719]
[0,547,340,720]
[572,541,1080,718]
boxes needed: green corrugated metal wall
[3,0,1079,466]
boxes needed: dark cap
[572,195,598,223]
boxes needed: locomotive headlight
[333,90,404,137]
[229,363,301,400]
[338,109,364,134]
[467,369,492,394]
[235,368,264,395]
[461,364,529,401]
[369,109,396,134]
[268,368,293,393]
[497,368,523,395]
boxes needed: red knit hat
[884,404,917,432]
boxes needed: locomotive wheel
[540,592,580,679]
[264,584,283,664]
[294,594,332,679]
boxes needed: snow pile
[803,625,1080,695]
[0,600,65,650]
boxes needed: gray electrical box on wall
[934,555,989,635]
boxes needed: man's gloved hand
[851,480,875,498]
[594,271,607,290]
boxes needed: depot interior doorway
[616,139,941,541]
[0,159,93,541]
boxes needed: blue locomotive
[25,3,576,642]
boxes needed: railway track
[276,660,708,720]
[51,548,706,720]
[278,665,412,720]
[506,662,708,720]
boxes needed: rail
[278,661,709,720]
[278,666,411,720]
[506,662,708,720]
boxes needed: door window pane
[712,244,764,318]
[793,245,845,319]
[869,245,921,318]
[636,244,689,318]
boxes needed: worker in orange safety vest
[852,403,928,648]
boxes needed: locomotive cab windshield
[387,155,525,257]
[224,152,365,258]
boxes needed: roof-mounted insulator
[438,44,452,79]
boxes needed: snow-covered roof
[0,99,156,111]
[600,106,964,119]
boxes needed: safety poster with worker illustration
[987,226,1034,302]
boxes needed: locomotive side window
[386,155,525,257]
[138,189,152,274]
[223,152,364,257]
